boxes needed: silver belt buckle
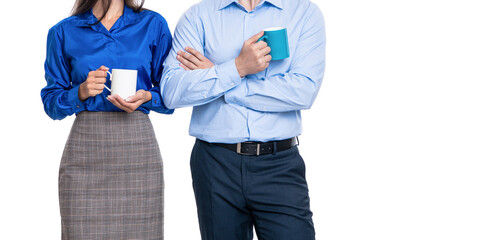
[236,142,261,156]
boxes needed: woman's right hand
[78,66,109,101]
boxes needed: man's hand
[235,31,272,77]
[177,47,214,70]
[106,90,152,113]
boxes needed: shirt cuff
[68,84,86,114]
[215,58,243,89]
[224,78,247,105]
[142,90,162,109]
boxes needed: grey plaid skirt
[59,111,164,240]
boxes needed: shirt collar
[217,0,237,10]
[218,0,283,11]
[74,4,139,27]
[264,0,283,9]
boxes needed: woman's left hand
[107,90,152,113]
[177,47,214,70]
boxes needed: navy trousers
[190,139,315,240]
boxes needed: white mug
[105,69,137,99]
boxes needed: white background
[1,0,497,239]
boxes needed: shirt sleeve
[160,7,242,109]
[224,3,326,112]
[141,14,174,114]
[41,26,86,120]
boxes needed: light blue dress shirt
[160,0,326,143]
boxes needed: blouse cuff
[142,90,159,109]
[68,84,86,114]
[150,90,163,108]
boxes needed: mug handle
[104,70,112,92]
[258,35,268,42]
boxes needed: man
[160,0,325,239]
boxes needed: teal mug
[258,27,290,61]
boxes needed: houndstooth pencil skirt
[59,111,164,240]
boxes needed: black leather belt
[206,137,298,156]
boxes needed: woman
[41,0,173,238]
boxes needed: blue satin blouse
[41,5,173,120]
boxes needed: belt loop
[256,143,261,156]
[272,141,277,155]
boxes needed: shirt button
[76,105,80,108]
[154,100,157,104]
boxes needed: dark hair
[71,0,145,24]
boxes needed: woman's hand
[177,47,214,70]
[106,90,152,113]
[79,65,109,101]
